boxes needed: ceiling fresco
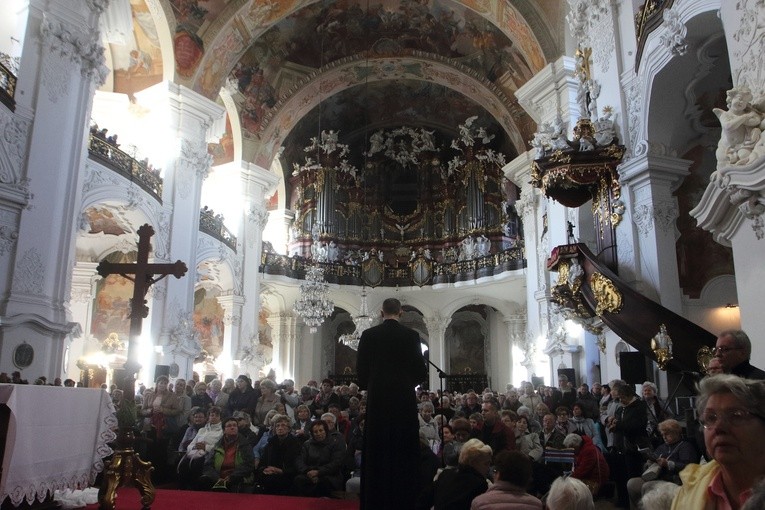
[100,1,562,195]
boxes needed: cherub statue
[713,86,764,167]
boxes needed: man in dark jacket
[357,297,428,510]
[478,400,516,453]
[715,329,765,379]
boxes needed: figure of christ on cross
[96,223,187,394]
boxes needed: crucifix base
[98,429,155,510]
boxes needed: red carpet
[86,488,360,510]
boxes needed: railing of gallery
[0,52,18,111]
[635,0,675,70]
[199,207,237,253]
[260,246,525,288]
[87,135,164,203]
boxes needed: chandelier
[340,287,374,351]
[339,287,375,350]
[293,265,334,333]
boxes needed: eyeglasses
[699,408,762,429]
[713,346,743,355]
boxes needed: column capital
[619,150,692,191]
[515,56,578,125]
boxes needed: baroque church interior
[0,0,762,396]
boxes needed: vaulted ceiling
[110,0,566,179]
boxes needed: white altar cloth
[0,385,117,506]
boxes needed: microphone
[681,370,702,379]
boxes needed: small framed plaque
[13,342,34,369]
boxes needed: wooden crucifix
[96,223,187,388]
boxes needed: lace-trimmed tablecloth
[0,384,117,506]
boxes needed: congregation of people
[5,329,764,510]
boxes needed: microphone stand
[425,357,447,466]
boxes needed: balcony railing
[87,135,163,203]
[634,0,674,70]
[0,52,18,111]
[260,247,526,288]
[199,207,237,253]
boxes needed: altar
[0,384,117,506]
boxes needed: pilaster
[0,1,106,379]
[620,154,691,311]
[238,161,279,368]
[424,314,447,392]
[216,293,244,380]
[132,82,224,378]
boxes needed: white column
[216,294,244,380]
[0,2,108,379]
[424,314,447,392]
[238,161,279,367]
[132,82,224,381]
[620,155,690,312]
[67,262,99,377]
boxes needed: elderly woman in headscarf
[671,374,765,510]
[292,419,347,497]
[227,375,259,417]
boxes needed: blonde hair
[458,438,492,467]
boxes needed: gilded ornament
[590,272,623,315]
[697,345,715,374]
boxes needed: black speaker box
[619,352,647,384]
[154,364,170,381]
[558,368,576,385]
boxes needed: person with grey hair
[741,478,765,510]
[642,381,672,447]
[254,378,280,427]
[563,433,609,496]
[432,438,492,509]
[253,414,301,495]
[626,418,698,508]
[419,401,439,442]
[545,476,594,510]
[207,379,229,413]
[714,329,765,379]
[639,481,679,510]
[607,380,649,508]
[671,374,765,509]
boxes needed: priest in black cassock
[356,297,428,510]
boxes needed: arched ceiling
[112,1,565,185]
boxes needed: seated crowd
[114,367,765,510]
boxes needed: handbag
[641,461,662,481]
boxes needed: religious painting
[169,0,229,34]
[83,207,129,236]
[207,115,234,166]
[229,0,541,138]
[446,309,487,375]
[193,287,225,358]
[91,252,136,342]
[110,0,164,99]
[174,28,204,78]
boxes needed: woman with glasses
[671,374,765,509]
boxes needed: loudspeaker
[154,364,170,381]
[619,352,647,384]
[531,376,545,389]
[204,374,217,384]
